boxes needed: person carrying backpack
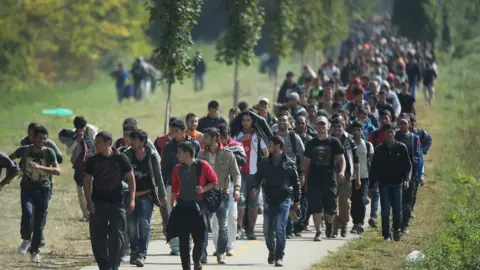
[8,125,60,262]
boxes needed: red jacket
[171,159,218,200]
[154,135,172,160]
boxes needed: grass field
[0,44,313,269]
[311,63,448,269]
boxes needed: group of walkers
[0,18,436,270]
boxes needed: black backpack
[196,160,222,214]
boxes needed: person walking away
[274,114,305,238]
[22,122,63,164]
[349,121,373,234]
[0,152,20,190]
[123,130,167,267]
[406,53,421,98]
[8,125,60,262]
[252,136,301,267]
[422,60,437,106]
[197,128,241,264]
[162,119,201,255]
[167,142,218,270]
[369,124,412,241]
[58,116,98,222]
[193,52,206,92]
[395,115,424,234]
[398,80,416,115]
[304,116,346,241]
[218,124,247,255]
[330,116,360,238]
[197,101,228,133]
[83,131,136,270]
[277,72,300,105]
[232,113,268,240]
[110,63,129,103]
[185,113,205,145]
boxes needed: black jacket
[369,140,412,188]
[162,136,201,185]
[277,81,300,104]
[197,115,227,133]
[254,153,301,204]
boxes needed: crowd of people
[0,18,436,270]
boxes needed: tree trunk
[163,83,172,134]
[233,59,240,107]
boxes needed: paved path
[82,207,370,270]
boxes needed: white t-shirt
[356,139,374,179]
[233,132,267,175]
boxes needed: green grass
[0,43,315,269]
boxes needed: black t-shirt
[305,137,344,184]
[131,154,153,192]
[84,152,132,205]
[398,92,416,114]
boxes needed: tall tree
[149,0,203,133]
[265,0,296,102]
[216,0,264,107]
[392,0,439,43]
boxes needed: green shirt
[14,146,57,187]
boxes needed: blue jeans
[370,187,380,218]
[20,185,51,254]
[204,193,229,253]
[263,199,291,260]
[379,185,403,239]
[409,83,418,98]
[127,195,154,256]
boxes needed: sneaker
[275,259,284,267]
[212,251,218,256]
[79,215,89,222]
[286,234,293,239]
[17,240,31,255]
[201,249,208,264]
[341,228,347,238]
[325,223,333,238]
[411,211,416,219]
[134,255,145,267]
[304,225,311,231]
[236,228,245,240]
[357,225,365,234]
[39,241,46,248]
[294,232,302,237]
[393,231,401,241]
[193,260,203,270]
[332,229,338,238]
[216,253,227,264]
[130,252,137,265]
[313,232,322,242]
[368,218,377,228]
[246,229,257,240]
[402,227,410,234]
[268,252,275,265]
[30,252,41,263]
[384,237,391,242]
[169,250,180,256]
[226,250,235,257]
[350,224,358,234]
[257,207,263,215]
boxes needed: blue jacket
[413,128,432,154]
[395,132,424,178]
[348,118,376,140]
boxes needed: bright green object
[41,108,73,116]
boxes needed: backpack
[365,140,373,170]
[196,160,222,214]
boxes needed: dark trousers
[402,179,418,228]
[89,202,126,270]
[379,185,403,239]
[412,180,420,209]
[351,178,369,225]
[20,185,51,254]
[176,201,206,270]
[294,187,309,233]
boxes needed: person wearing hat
[346,77,364,101]
[287,92,307,117]
[277,72,300,105]
[258,98,273,126]
[394,114,424,234]
[304,116,346,241]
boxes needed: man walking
[252,136,301,267]
[123,129,167,266]
[197,101,228,133]
[22,122,63,164]
[197,128,241,264]
[83,131,136,270]
[9,125,60,262]
[369,124,412,241]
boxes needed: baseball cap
[316,116,329,125]
[287,92,300,102]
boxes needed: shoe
[286,234,293,239]
[384,237,391,242]
[350,224,358,234]
[268,252,275,265]
[275,259,284,267]
[79,215,89,222]
[313,232,322,242]
[294,232,302,237]
[402,227,410,234]
[30,252,41,263]
[368,218,378,228]
[393,231,401,241]
[325,223,333,238]
[226,251,234,257]
[304,225,311,231]
[201,250,208,264]
[341,228,347,238]
[357,225,365,234]
[17,240,31,255]
[212,251,218,256]
[411,211,416,219]
[257,207,263,215]
[246,229,257,240]
[194,260,203,270]
[39,241,46,248]
[169,250,180,256]
[216,253,227,264]
[130,252,137,265]
[134,255,145,267]
[332,229,338,238]
[236,228,245,240]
